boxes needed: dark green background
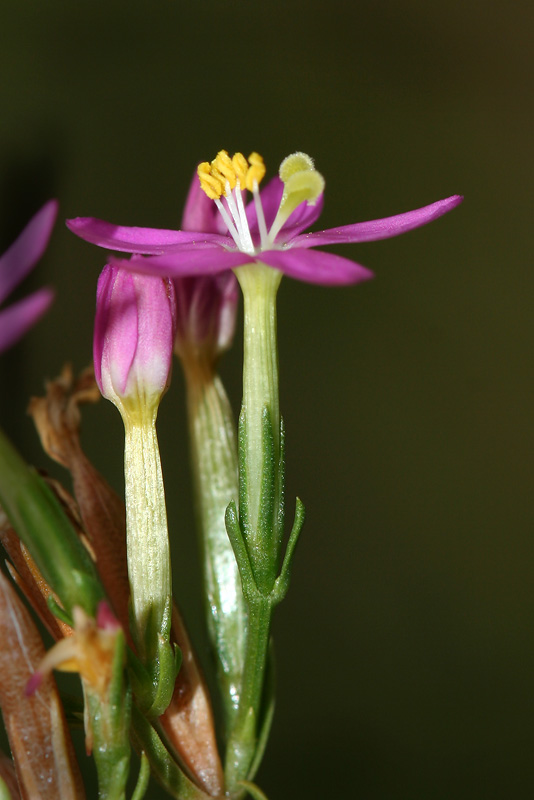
[1,1,533,797]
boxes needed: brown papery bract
[0,572,85,800]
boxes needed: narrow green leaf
[0,428,103,615]
[131,753,150,800]
[237,780,270,800]
[130,706,211,800]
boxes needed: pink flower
[94,265,176,411]
[0,200,57,353]
[67,151,462,287]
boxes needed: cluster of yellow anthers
[198,150,266,199]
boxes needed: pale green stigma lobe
[269,152,325,243]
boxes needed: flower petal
[112,247,252,278]
[290,195,464,248]
[276,191,324,243]
[181,172,221,234]
[245,176,325,242]
[66,217,229,254]
[0,288,54,353]
[258,247,374,286]
[0,200,58,305]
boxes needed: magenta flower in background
[0,200,57,353]
[94,265,176,411]
[67,151,462,287]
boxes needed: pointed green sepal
[131,752,151,800]
[254,407,276,592]
[225,500,256,601]
[272,497,306,605]
[237,408,250,540]
[274,417,286,549]
[46,595,73,627]
[237,780,270,800]
[144,638,181,718]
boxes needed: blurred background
[1,0,533,797]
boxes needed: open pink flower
[0,200,57,352]
[67,151,462,287]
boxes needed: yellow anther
[197,162,224,200]
[245,152,266,191]
[212,150,237,190]
[232,153,249,187]
[198,150,266,198]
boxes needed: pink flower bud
[173,272,238,366]
[94,265,176,413]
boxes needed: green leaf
[131,753,150,800]
[237,780,270,800]
[0,428,103,615]
[130,706,211,800]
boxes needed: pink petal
[290,195,464,248]
[0,288,54,353]
[66,217,228,254]
[96,600,121,632]
[181,172,222,233]
[0,200,58,305]
[94,265,176,401]
[25,670,44,697]
[245,176,325,242]
[258,247,374,286]
[113,247,252,278]
[174,272,239,357]
[276,191,325,243]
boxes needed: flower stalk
[93,265,178,711]
[183,359,245,727]
[236,263,283,588]
[122,405,172,662]
[223,259,307,791]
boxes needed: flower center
[197,150,325,255]
[198,151,266,255]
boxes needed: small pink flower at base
[94,265,177,415]
[0,200,57,353]
[26,601,122,699]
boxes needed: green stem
[236,263,282,544]
[224,263,284,790]
[224,596,273,790]
[183,358,246,729]
[122,407,171,663]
